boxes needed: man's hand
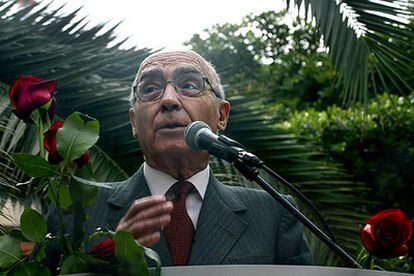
[116,195,174,247]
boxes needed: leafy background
[1,0,413,271]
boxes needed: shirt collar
[143,162,209,199]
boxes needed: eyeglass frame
[132,75,220,102]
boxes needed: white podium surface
[160,265,413,276]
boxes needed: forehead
[137,51,211,80]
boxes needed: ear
[129,108,138,138]
[217,100,230,131]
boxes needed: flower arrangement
[0,76,160,275]
[358,209,413,272]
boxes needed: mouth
[157,123,188,130]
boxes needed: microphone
[184,122,359,267]
[184,121,263,167]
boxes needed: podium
[160,265,413,276]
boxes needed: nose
[160,82,181,112]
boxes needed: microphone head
[184,121,211,150]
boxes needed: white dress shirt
[143,162,209,229]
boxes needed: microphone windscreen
[184,121,211,150]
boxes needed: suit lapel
[105,166,172,266]
[189,174,248,265]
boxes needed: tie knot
[172,181,193,196]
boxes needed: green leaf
[12,153,60,177]
[77,251,108,266]
[48,181,73,210]
[70,178,98,207]
[36,244,46,263]
[114,231,148,275]
[72,175,113,189]
[13,263,52,276]
[0,235,21,269]
[20,208,47,242]
[57,112,100,162]
[9,229,29,242]
[60,253,87,274]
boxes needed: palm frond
[287,0,414,103]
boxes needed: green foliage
[187,11,340,109]
[12,153,60,177]
[48,181,72,209]
[114,231,148,275]
[219,94,369,265]
[2,0,412,271]
[20,208,47,243]
[13,263,51,276]
[57,112,100,163]
[0,235,21,269]
[286,93,414,216]
[60,253,87,274]
[287,0,414,103]
[0,0,151,177]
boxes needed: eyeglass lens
[137,72,205,101]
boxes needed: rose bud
[9,76,57,122]
[89,239,115,259]
[44,121,90,167]
[20,241,35,257]
[360,209,413,259]
[44,120,64,164]
[75,151,90,168]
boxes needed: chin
[156,141,190,154]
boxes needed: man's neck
[145,152,209,180]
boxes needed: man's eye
[180,81,198,90]
[142,85,162,94]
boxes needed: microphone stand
[232,161,362,269]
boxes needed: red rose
[44,121,64,164]
[360,209,413,258]
[9,76,57,121]
[75,151,90,167]
[44,121,89,167]
[89,239,115,259]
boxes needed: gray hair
[129,50,225,107]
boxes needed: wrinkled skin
[116,51,230,247]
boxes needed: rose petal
[89,239,115,258]
[75,151,90,168]
[44,121,64,164]
[361,209,413,259]
[9,76,57,121]
[360,224,378,254]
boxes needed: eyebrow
[139,65,202,82]
[139,68,164,82]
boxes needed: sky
[39,0,290,50]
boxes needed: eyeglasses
[133,72,218,102]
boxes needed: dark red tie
[164,181,195,266]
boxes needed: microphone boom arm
[231,158,361,268]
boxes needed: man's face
[130,51,230,167]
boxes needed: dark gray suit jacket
[85,166,313,266]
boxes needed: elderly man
[86,50,313,266]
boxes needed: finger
[124,195,167,221]
[130,214,171,238]
[136,232,161,247]
[133,201,174,221]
